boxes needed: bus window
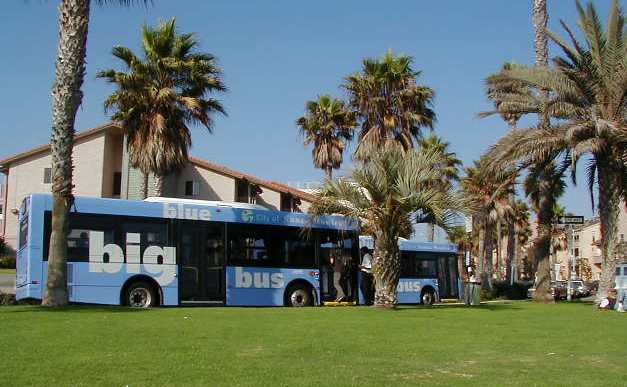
[319,230,354,265]
[284,237,315,267]
[44,212,118,262]
[400,251,416,277]
[227,224,315,268]
[416,259,437,278]
[122,220,169,263]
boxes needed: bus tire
[421,287,436,306]
[124,281,158,308]
[285,283,314,307]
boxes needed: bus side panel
[15,196,47,301]
[225,266,319,306]
[66,285,179,306]
[15,247,42,300]
[40,262,179,306]
[396,278,439,304]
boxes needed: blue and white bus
[16,194,457,307]
[359,237,459,305]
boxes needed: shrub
[0,236,5,255]
[491,281,531,300]
[0,292,16,306]
[0,255,16,269]
[480,288,496,301]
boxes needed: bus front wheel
[421,288,436,306]
[286,285,313,307]
[125,281,158,308]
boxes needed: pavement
[0,273,15,294]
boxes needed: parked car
[527,281,567,300]
[569,280,591,298]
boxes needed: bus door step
[322,301,356,307]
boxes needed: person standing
[359,247,374,305]
[330,254,346,302]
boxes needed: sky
[0,0,621,219]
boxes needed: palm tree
[460,159,516,290]
[98,18,226,197]
[524,161,566,301]
[481,62,533,284]
[511,199,531,282]
[486,0,626,302]
[309,142,465,308]
[481,62,535,130]
[296,95,356,180]
[343,50,435,159]
[44,0,148,307]
[417,134,462,242]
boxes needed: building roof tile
[0,123,317,203]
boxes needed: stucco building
[0,123,315,250]
[553,209,627,281]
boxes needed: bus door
[318,230,358,304]
[437,254,459,299]
[178,222,226,303]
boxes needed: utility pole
[567,225,574,301]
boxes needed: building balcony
[590,252,603,265]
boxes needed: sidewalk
[0,273,15,294]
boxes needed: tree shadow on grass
[393,302,525,312]
[0,304,150,314]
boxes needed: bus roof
[359,236,457,254]
[27,193,360,231]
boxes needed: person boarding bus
[330,253,346,302]
[359,247,374,305]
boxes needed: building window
[185,180,199,197]
[236,180,249,203]
[280,194,302,212]
[43,168,52,184]
[574,248,579,257]
[113,172,122,196]
[621,234,625,243]
[236,180,262,204]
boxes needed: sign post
[558,216,584,301]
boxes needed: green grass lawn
[0,268,15,275]
[0,302,625,386]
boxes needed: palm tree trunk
[533,203,554,303]
[533,0,549,68]
[427,223,435,242]
[496,220,503,280]
[372,232,400,308]
[140,172,149,199]
[325,166,333,181]
[512,228,520,283]
[42,0,90,307]
[485,223,494,290]
[506,195,516,284]
[476,221,485,287]
[533,0,551,129]
[153,174,163,197]
[595,157,621,304]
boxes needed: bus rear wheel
[421,288,436,306]
[125,281,158,308]
[286,285,313,307]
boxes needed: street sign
[558,216,584,225]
